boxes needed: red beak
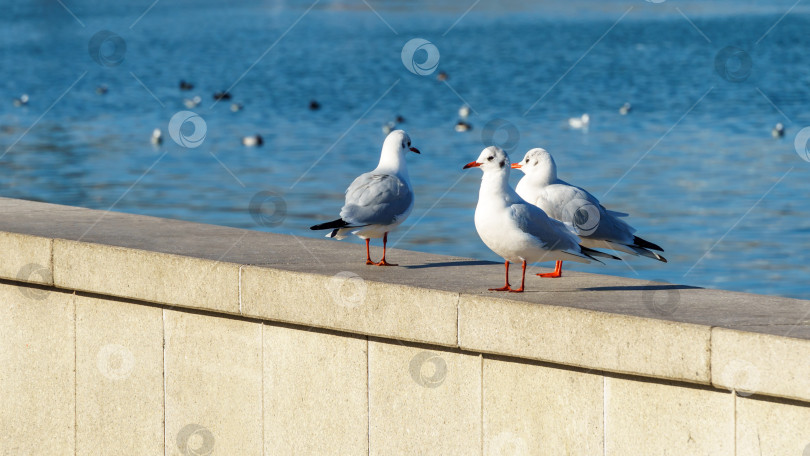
[511,163,522,169]
[463,161,481,169]
[409,147,421,154]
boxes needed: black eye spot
[487,156,494,161]
[499,160,505,168]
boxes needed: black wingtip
[633,235,664,252]
[310,218,349,231]
[580,246,622,261]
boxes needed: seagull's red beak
[409,147,421,154]
[510,163,522,169]
[463,161,481,169]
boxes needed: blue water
[2,0,809,299]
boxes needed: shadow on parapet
[581,284,702,292]
[402,260,496,269]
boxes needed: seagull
[619,102,631,115]
[382,121,397,135]
[151,128,163,145]
[459,105,471,119]
[512,148,665,278]
[179,80,194,91]
[464,146,619,292]
[437,71,448,81]
[309,100,321,110]
[183,96,202,109]
[12,94,29,107]
[95,85,108,95]
[230,102,244,112]
[568,113,589,129]
[213,91,231,101]
[772,122,785,138]
[241,134,263,147]
[455,120,472,132]
[310,130,420,266]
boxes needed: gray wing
[540,181,636,242]
[510,202,581,252]
[339,172,413,226]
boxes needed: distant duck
[568,113,590,129]
[772,122,785,138]
[183,96,202,109]
[242,135,264,147]
[213,91,231,101]
[382,114,406,134]
[619,102,632,115]
[382,121,397,135]
[437,71,448,81]
[309,100,321,110]
[179,80,194,91]
[458,104,471,119]
[455,120,472,132]
[12,94,29,107]
[95,85,108,95]
[151,128,163,145]
[230,103,243,112]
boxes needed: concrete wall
[1,197,810,455]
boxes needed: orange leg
[375,232,397,266]
[537,260,563,278]
[509,260,526,292]
[489,261,512,291]
[365,239,374,265]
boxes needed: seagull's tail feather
[594,239,668,263]
[579,246,621,264]
[310,218,350,231]
[632,235,663,252]
[310,218,369,240]
[626,245,667,263]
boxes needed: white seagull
[772,122,785,138]
[464,146,618,292]
[183,96,202,109]
[513,148,665,278]
[310,130,420,266]
[13,94,29,107]
[150,128,162,145]
[568,113,589,129]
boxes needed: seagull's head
[511,148,555,174]
[384,130,420,156]
[463,146,509,173]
